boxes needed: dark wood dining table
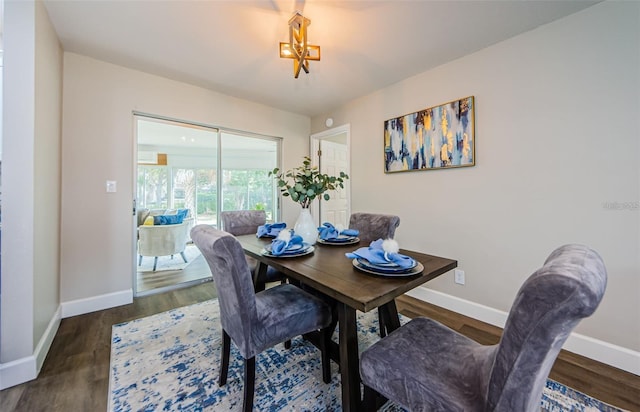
[236,234,457,412]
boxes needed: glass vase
[294,207,318,245]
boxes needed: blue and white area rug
[109,299,626,411]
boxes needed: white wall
[1,0,36,368]
[60,53,310,306]
[313,0,639,357]
[33,0,62,364]
[1,0,62,388]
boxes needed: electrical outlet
[454,269,465,285]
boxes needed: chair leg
[180,251,188,263]
[284,340,291,349]
[219,330,230,386]
[152,257,158,272]
[243,357,256,412]
[363,385,380,411]
[320,327,332,384]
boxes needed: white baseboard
[406,286,640,376]
[61,289,133,318]
[35,305,61,372]
[0,355,36,390]
[0,305,61,390]
[3,290,132,389]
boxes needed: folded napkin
[257,222,287,238]
[345,238,415,269]
[270,230,305,256]
[318,222,360,240]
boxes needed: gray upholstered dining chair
[220,210,287,291]
[348,212,400,242]
[191,225,333,412]
[360,244,607,412]
[348,212,401,337]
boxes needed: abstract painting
[384,96,475,173]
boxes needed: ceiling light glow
[279,11,320,78]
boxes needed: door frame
[310,123,351,226]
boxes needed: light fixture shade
[279,11,320,78]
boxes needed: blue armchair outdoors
[317,222,359,240]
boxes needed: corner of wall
[0,304,61,390]
[0,355,37,390]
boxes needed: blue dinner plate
[264,243,311,256]
[353,259,424,277]
[318,237,359,246]
[355,257,417,273]
[320,235,357,243]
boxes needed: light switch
[106,180,117,193]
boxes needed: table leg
[338,302,361,412]
[253,262,267,292]
[378,299,401,335]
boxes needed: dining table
[236,234,458,412]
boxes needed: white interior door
[310,124,351,227]
[319,140,349,227]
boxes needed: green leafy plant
[269,156,349,209]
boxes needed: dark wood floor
[2,283,638,411]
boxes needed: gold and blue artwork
[384,96,475,173]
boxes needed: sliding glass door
[221,131,279,221]
[136,117,281,227]
[134,115,281,295]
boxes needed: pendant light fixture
[279,11,321,78]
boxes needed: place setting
[256,221,287,239]
[316,222,360,245]
[345,238,424,277]
[261,229,314,258]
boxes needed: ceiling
[43,0,599,118]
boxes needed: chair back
[221,210,266,236]
[487,244,607,412]
[348,212,400,241]
[191,224,258,357]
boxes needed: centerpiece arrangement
[270,156,348,244]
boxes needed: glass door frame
[132,112,282,296]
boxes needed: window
[221,131,279,221]
[137,167,169,210]
[136,116,281,227]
